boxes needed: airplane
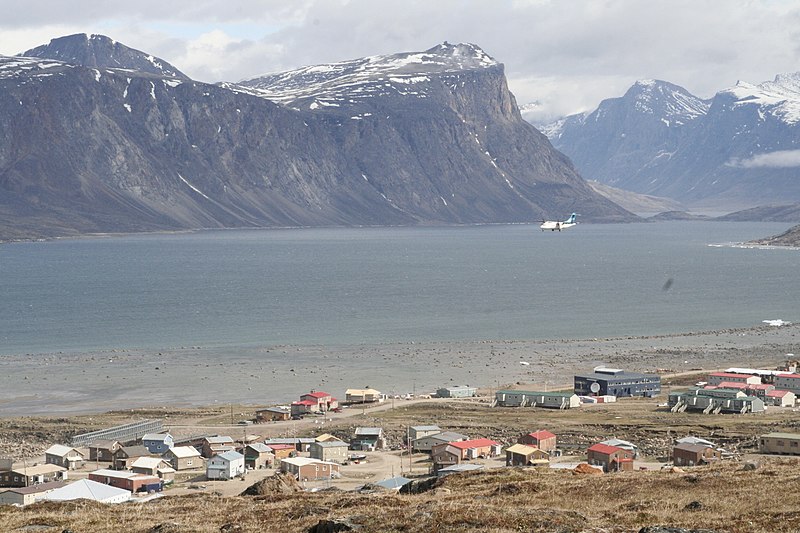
[540,213,578,231]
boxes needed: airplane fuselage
[540,221,576,231]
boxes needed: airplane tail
[565,213,577,224]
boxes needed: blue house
[574,368,661,398]
[141,432,174,454]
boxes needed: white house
[42,479,131,504]
[206,450,245,480]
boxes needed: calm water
[0,222,797,357]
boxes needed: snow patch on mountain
[722,72,800,124]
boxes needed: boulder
[240,471,302,496]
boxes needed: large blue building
[574,368,661,398]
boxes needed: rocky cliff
[0,37,634,240]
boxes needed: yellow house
[345,388,382,403]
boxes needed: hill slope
[0,38,634,240]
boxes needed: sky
[2,0,800,122]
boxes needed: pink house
[299,391,339,412]
[707,373,761,386]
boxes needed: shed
[436,385,477,398]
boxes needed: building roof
[44,444,80,457]
[314,433,342,442]
[599,438,637,450]
[777,374,800,380]
[440,385,476,391]
[167,446,201,458]
[205,436,234,445]
[216,451,244,462]
[574,369,659,381]
[302,391,332,399]
[131,456,167,469]
[265,438,315,444]
[345,388,381,395]
[767,389,794,397]
[142,433,171,442]
[246,443,274,454]
[496,390,577,398]
[374,476,411,490]
[674,443,713,454]
[257,406,289,413]
[749,384,775,390]
[448,438,499,450]
[762,432,800,439]
[314,441,349,448]
[526,430,556,441]
[281,457,337,467]
[354,427,383,437]
[117,445,150,457]
[292,400,317,406]
[676,436,714,447]
[411,425,441,432]
[506,443,538,455]
[422,431,469,443]
[6,481,68,495]
[709,372,757,379]
[90,468,138,479]
[715,381,749,389]
[266,444,296,451]
[588,443,625,455]
[11,464,67,476]
[43,479,131,502]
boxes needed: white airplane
[540,213,578,231]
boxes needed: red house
[587,443,634,472]
[518,430,557,452]
[299,391,338,412]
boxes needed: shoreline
[1,323,797,417]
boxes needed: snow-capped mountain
[21,33,189,80]
[543,74,800,209]
[0,37,633,240]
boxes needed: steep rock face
[0,39,634,240]
[544,74,800,210]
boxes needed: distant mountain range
[0,34,634,241]
[542,75,800,211]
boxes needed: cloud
[727,149,800,169]
[3,1,800,119]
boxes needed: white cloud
[728,150,800,169]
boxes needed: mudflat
[1,323,797,416]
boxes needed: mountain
[543,75,800,210]
[0,38,634,240]
[749,224,800,247]
[716,203,800,222]
[586,180,684,216]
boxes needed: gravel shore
[1,323,797,416]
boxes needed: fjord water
[0,222,797,357]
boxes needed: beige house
[0,464,67,488]
[244,443,274,470]
[88,440,122,462]
[409,426,442,442]
[505,444,550,466]
[345,388,382,403]
[130,456,176,483]
[112,446,152,470]
[163,446,203,471]
[766,390,796,407]
[309,441,349,464]
[280,457,340,481]
[760,432,800,455]
[0,481,67,506]
[44,445,85,470]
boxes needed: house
[760,432,800,455]
[163,446,203,471]
[668,389,766,414]
[264,438,315,452]
[89,469,162,493]
[436,463,484,477]
[243,443,274,470]
[574,368,661,397]
[141,433,174,454]
[413,431,469,453]
[672,443,724,466]
[309,441,349,464]
[44,445,85,470]
[774,374,800,395]
[707,372,761,387]
[130,456,176,483]
[87,440,122,462]
[280,457,340,481]
[766,389,796,407]
[431,438,502,471]
[266,443,296,460]
[42,479,131,504]
[0,481,67,506]
[351,427,385,451]
[505,444,550,466]
[299,391,338,412]
[494,390,581,409]
[201,436,236,458]
[0,464,67,488]
[409,426,442,442]
[518,430,557,452]
[207,451,245,480]
[345,388,382,403]
[112,445,153,470]
[290,400,317,417]
[436,385,477,398]
[599,438,639,458]
[255,407,291,422]
[373,476,411,491]
[586,443,634,472]
[315,433,343,443]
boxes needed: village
[2,359,800,509]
